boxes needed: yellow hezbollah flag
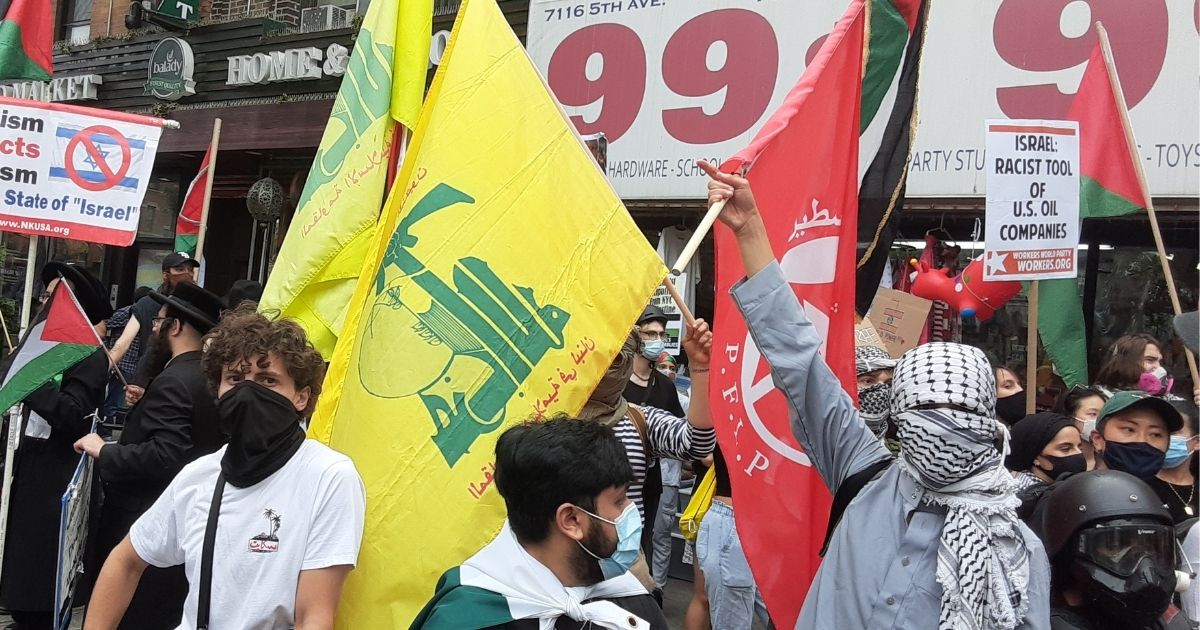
[259,0,432,357]
[307,0,667,625]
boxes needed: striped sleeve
[639,405,716,461]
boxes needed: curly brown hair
[1095,333,1162,391]
[202,304,325,416]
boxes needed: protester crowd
[0,171,1196,630]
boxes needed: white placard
[983,119,1080,281]
[527,1,1198,199]
[0,97,162,246]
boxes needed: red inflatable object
[908,257,1021,321]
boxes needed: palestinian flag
[854,0,930,313]
[1039,37,1148,385]
[0,0,53,81]
[0,281,101,413]
[174,146,212,256]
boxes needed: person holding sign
[701,162,1050,630]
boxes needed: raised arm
[701,162,889,491]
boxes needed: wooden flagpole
[192,119,222,282]
[670,199,727,276]
[1095,23,1200,387]
[662,276,696,327]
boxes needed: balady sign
[0,97,163,246]
[984,119,1080,281]
[144,38,196,101]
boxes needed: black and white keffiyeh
[891,342,1031,630]
[855,345,896,376]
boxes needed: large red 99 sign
[547,9,780,144]
[994,0,1169,119]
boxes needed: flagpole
[1026,280,1039,414]
[19,236,39,337]
[192,119,222,283]
[662,276,696,327]
[1095,22,1200,387]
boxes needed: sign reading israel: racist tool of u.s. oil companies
[0,97,162,247]
[984,119,1080,282]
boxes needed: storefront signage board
[983,119,1080,282]
[526,1,1197,199]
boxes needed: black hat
[162,251,201,271]
[1005,412,1075,472]
[1028,470,1171,559]
[150,282,223,334]
[224,280,263,310]
[637,305,669,326]
[41,262,112,324]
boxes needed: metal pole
[247,221,258,280]
[257,223,269,283]
[19,236,39,336]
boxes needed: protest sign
[855,317,890,353]
[983,120,1080,281]
[0,97,163,246]
[54,418,95,630]
[648,272,687,355]
[866,288,933,358]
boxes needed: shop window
[136,248,173,291]
[60,0,92,44]
[139,177,181,241]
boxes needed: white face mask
[1078,418,1097,442]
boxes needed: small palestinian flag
[0,281,102,413]
[1040,34,1149,386]
[0,0,53,81]
[174,145,212,256]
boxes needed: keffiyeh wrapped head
[891,342,1002,489]
[579,328,640,423]
[856,346,897,439]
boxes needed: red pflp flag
[174,145,212,256]
[711,1,864,627]
[0,0,52,81]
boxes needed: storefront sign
[144,37,196,101]
[526,1,1197,199]
[0,75,103,103]
[984,119,1080,281]
[154,0,199,20]
[226,44,350,86]
[0,96,163,246]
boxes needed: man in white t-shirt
[85,306,366,630]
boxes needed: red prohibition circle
[64,125,133,192]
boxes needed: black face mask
[217,381,306,488]
[1100,441,1166,480]
[1080,554,1176,629]
[1034,453,1088,480]
[995,393,1027,425]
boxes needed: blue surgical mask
[576,502,643,580]
[1164,435,1195,469]
[641,340,665,361]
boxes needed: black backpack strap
[197,473,226,630]
[820,457,891,557]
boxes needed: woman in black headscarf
[1006,412,1088,490]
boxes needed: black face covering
[995,392,1027,425]
[1034,453,1088,480]
[218,381,306,488]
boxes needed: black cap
[150,282,223,334]
[41,262,112,324]
[1028,470,1171,559]
[637,305,669,326]
[162,252,200,271]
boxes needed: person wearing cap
[110,252,201,407]
[624,305,687,419]
[702,162,1049,630]
[1089,390,1182,481]
[75,282,225,629]
[1005,412,1087,490]
[1027,470,1188,630]
[0,262,113,629]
